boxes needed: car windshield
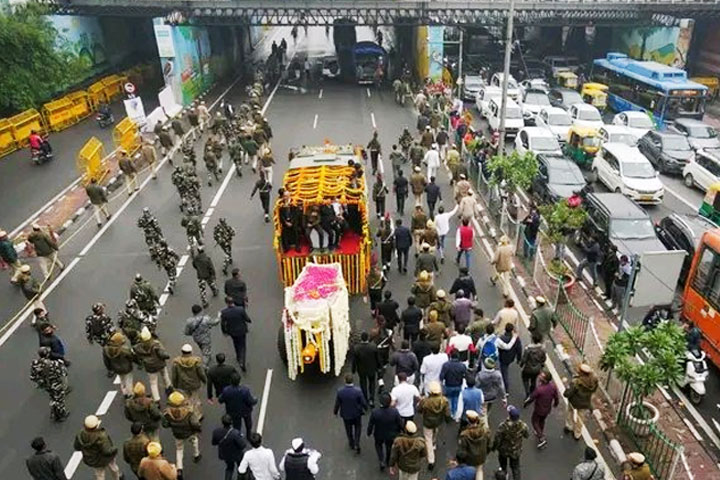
[532,136,560,151]
[583,137,601,148]
[563,91,583,104]
[466,78,483,87]
[549,166,584,185]
[610,218,656,240]
[662,136,692,151]
[549,113,572,126]
[622,162,657,179]
[686,124,718,138]
[525,93,550,105]
[608,133,637,146]
[578,109,601,121]
[506,106,522,119]
[628,116,654,129]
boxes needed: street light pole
[498,0,515,155]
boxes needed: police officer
[130,274,160,320]
[158,126,175,163]
[137,208,164,251]
[85,303,116,374]
[203,142,221,186]
[181,209,204,251]
[141,138,159,179]
[156,240,180,295]
[30,347,70,422]
[250,171,272,222]
[213,218,235,275]
[118,299,146,344]
[229,136,245,177]
[192,246,219,309]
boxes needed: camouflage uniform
[181,140,196,166]
[118,300,149,344]
[85,303,115,346]
[30,348,69,421]
[203,144,221,186]
[228,138,245,177]
[137,209,164,264]
[191,248,218,308]
[129,276,159,319]
[213,218,235,275]
[181,212,204,250]
[156,240,180,295]
[491,418,530,479]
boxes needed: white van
[487,97,524,137]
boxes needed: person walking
[238,433,280,480]
[27,224,64,279]
[171,344,207,415]
[519,332,546,399]
[140,139,159,179]
[493,299,520,332]
[451,290,474,333]
[492,406,529,480]
[211,414,247,480]
[490,236,514,297]
[103,331,135,398]
[400,298,423,345]
[184,304,220,366]
[279,438,321,480]
[29,347,70,422]
[191,246,219,309]
[621,452,652,480]
[207,353,240,403]
[162,391,202,479]
[378,290,401,332]
[440,350,467,416]
[476,358,506,415]
[26,437,67,480]
[394,219,412,273]
[85,179,111,227]
[455,219,474,269]
[367,131,382,175]
[571,447,605,480]
[393,170,409,215]
[18,264,45,311]
[564,363,599,440]
[389,421,427,480]
[417,381,453,471]
[334,374,368,453]
[522,370,558,448]
[367,392,404,471]
[459,377,485,431]
[411,205,428,255]
[372,174,389,218]
[352,332,381,407]
[410,271,436,313]
[410,167,427,207]
[496,324,522,392]
[575,236,601,286]
[123,422,150,478]
[424,145,441,181]
[390,340,419,385]
[220,296,252,371]
[420,343,448,395]
[224,269,248,308]
[132,327,172,402]
[73,415,122,480]
[425,177,442,219]
[423,310,447,351]
[0,229,22,283]
[601,244,619,300]
[391,372,421,423]
[118,149,139,195]
[521,207,541,258]
[415,243,439,278]
[218,372,257,438]
[124,382,162,441]
[250,171,273,222]
[457,410,491,480]
[434,205,458,263]
[137,442,177,480]
[528,296,556,343]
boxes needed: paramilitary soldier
[156,240,180,295]
[213,218,236,275]
[30,346,70,422]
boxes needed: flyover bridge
[43,0,720,26]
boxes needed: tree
[487,150,538,193]
[0,3,90,116]
[538,199,587,271]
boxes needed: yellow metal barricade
[77,136,108,185]
[66,91,92,121]
[9,109,44,147]
[88,80,107,108]
[0,119,17,157]
[42,97,76,132]
[102,74,126,102]
[112,117,140,155]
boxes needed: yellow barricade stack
[112,117,140,155]
[101,74,127,102]
[9,109,44,147]
[0,119,17,157]
[42,98,76,132]
[87,80,107,108]
[77,136,107,185]
[66,91,93,121]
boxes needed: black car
[531,153,587,203]
[655,213,717,282]
[575,193,667,258]
[548,88,584,111]
[636,130,695,174]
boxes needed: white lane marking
[681,451,696,480]
[113,375,120,385]
[713,418,720,436]
[205,207,215,217]
[366,88,371,98]
[178,255,189,268]
[313,114,318,129]
[683,417,704,442]
[9,177,83,238]
[371,112,377,129]
[95,390,118,416]
[672,384,720,451]
[64,451,83,479]
[665,184,698,211]
[318,89,323,99]
[158,293,170,307]
[256,369,273,435]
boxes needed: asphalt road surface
[1,28,607,480]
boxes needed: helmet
[134,273,143,282]
[38,347,51,358]
[92,303,104,314]
[126,299,138,308]
[142,207,150,214]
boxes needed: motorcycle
[31,147,53,165]
[96,112,115,129]
[678,348,708,404]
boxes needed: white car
[612,111,655,139]
[475,86,502,118]
[462,75,485,101]
[515,127,563,157]
[520,89,551,125]
[519,78,550,97]
[592,143,664,205]
[487,97,524,136]
[598,125,638,147]
[535,107,572,143]
[683,149,720,192]
[569,103,604,129]
[489,72,520,101]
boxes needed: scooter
[96,112,115,129]
[678,349,708,404]
[31,147,53,165]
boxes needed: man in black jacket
[393,170,409,215]
[220,297,252,371]
[366,392,403,471]
[207,353,240,402]
[26,437,67,480]
[377,290,400,332]
[393,219,412,274]
[223,268,247,307]
[211,414,247,480]
[449,267,477,300]
[334,374,368,453]
[352,332,380,407]
[424,176,442,219]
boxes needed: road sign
[124,82,136,95]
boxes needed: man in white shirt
[390,372,421,422]
[279,437,321,479]
[419,346,448,395]
[424,144,441,180]
[447,325,476,365]
[433,204,458,263]
[493,299,520,332]
[238,432,280,480]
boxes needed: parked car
[519,78,550,97]
[683,149,720,191]
[569,103,604,129]
[592,143,664,205]
[520,89,551,125]
[531,153,587,203]
[655,213,718,282]
[598,125,638,147]
[576,192,667,259]
[535,106,573,143]
[489,72,520,100]
[612,111,655,139]
[475,86,502,117]
[669,118,720,151]
[462,74,485,101]
[487,97,523,136]
[515,127,562,157]
[549,87,584,111]
[637,130,695,174]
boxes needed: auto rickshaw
[581,82,608,110]
[691,76,719,101]
[563,126,600,168]
[699,182,720,224]
[555,71,578,89]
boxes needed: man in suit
[220,297,252,371]
[218,372,257,438]
[206,353,240,403]
[393,219,413,274]
[352,332,380,407]
[334,374,368,454]
[367,392,404,471]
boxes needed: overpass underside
[44,0,720,27]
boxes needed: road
[0,27,606,480]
